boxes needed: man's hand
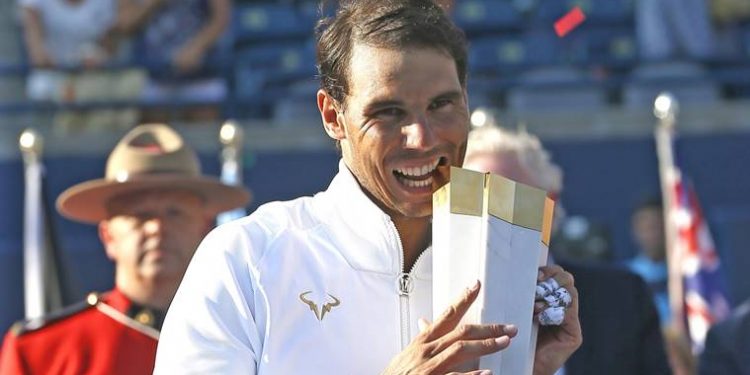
[173,42,206,74]
[532,265,582,375]
[381,281,517,375]
[29,46,54,68]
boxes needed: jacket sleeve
[154,222,264,374]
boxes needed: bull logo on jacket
[299,291,340,321]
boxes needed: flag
[23,152,47,318]
[21,131,77,319]
[217,122,247,225]
[667,167,730,353]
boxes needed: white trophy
[433,167,554,374]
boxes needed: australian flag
[668,167,730,353]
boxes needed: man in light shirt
[155,1,582,373]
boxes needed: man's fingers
[535,278,560,299]
[534,301,547,314]
[418,318,430,334]
[538,265,574,289]
[426,280,481,340]
[533,287,575,314]
[431,336,511,372]
[432,323,517,355]
[538,306,565,326]
[536,283,579,321]
[534,266,579,326]
[438,324,518,350]
[447,371,493,375]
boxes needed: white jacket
[154,161,433,374]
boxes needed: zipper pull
[397,273,413,296]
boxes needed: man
[626,197,671,325]
[155,1,581,374]
[462,125,671,375]
[113,0,232,121]
[699,298,750,375]
[0,124,250,375]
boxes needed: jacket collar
[103,289,166,330]
[313,160,431,279]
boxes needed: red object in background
[0,289,158,375]
[554,6,586,37]
[669,170,730,352]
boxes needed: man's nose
[402,114,436,150]
[142,216,165,235]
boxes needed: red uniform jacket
[0,289,161,375]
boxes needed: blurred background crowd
[0,0,749,373]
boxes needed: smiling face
[319,44,470,219]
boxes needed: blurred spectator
[700,298,750,375]
[710,0,750,59]
[463,124,671,375]
[625,197,671,326]
[115,0,231,122]
[20,0,145,131]
[0,124,250,374]
[636,0,717,61]
[711,0,750,24]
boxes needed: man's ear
[318,89,346,140]
[98,220,117,261]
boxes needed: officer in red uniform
[0,124,250,375]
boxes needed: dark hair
[315,0,468,106]
[633,195,663,213]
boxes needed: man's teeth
[403,177,433,187]
[395,159,440,177]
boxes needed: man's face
[325,44,470,219]
[100,189,211,285]
[632,206,666,261]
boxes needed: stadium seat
[506,67,607,111]
[623,61,721,108]
[233,40,317,101]
[568,27,637,67]
[469,36,526,74]
[523,30,567,66]
[233,3,314,44]
[743,24,750,58]
[531,0,565,23]
[469,29,567,73]
[273,79,320,125]
[571,0,633,24]
[533,0,633,25]
[453,0,522,35]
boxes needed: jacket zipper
[388,217,428,351]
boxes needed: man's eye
[166,207,186,218]
[429,98,453,110]
[374,107,405,120]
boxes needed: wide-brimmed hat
[57,123,251,223]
